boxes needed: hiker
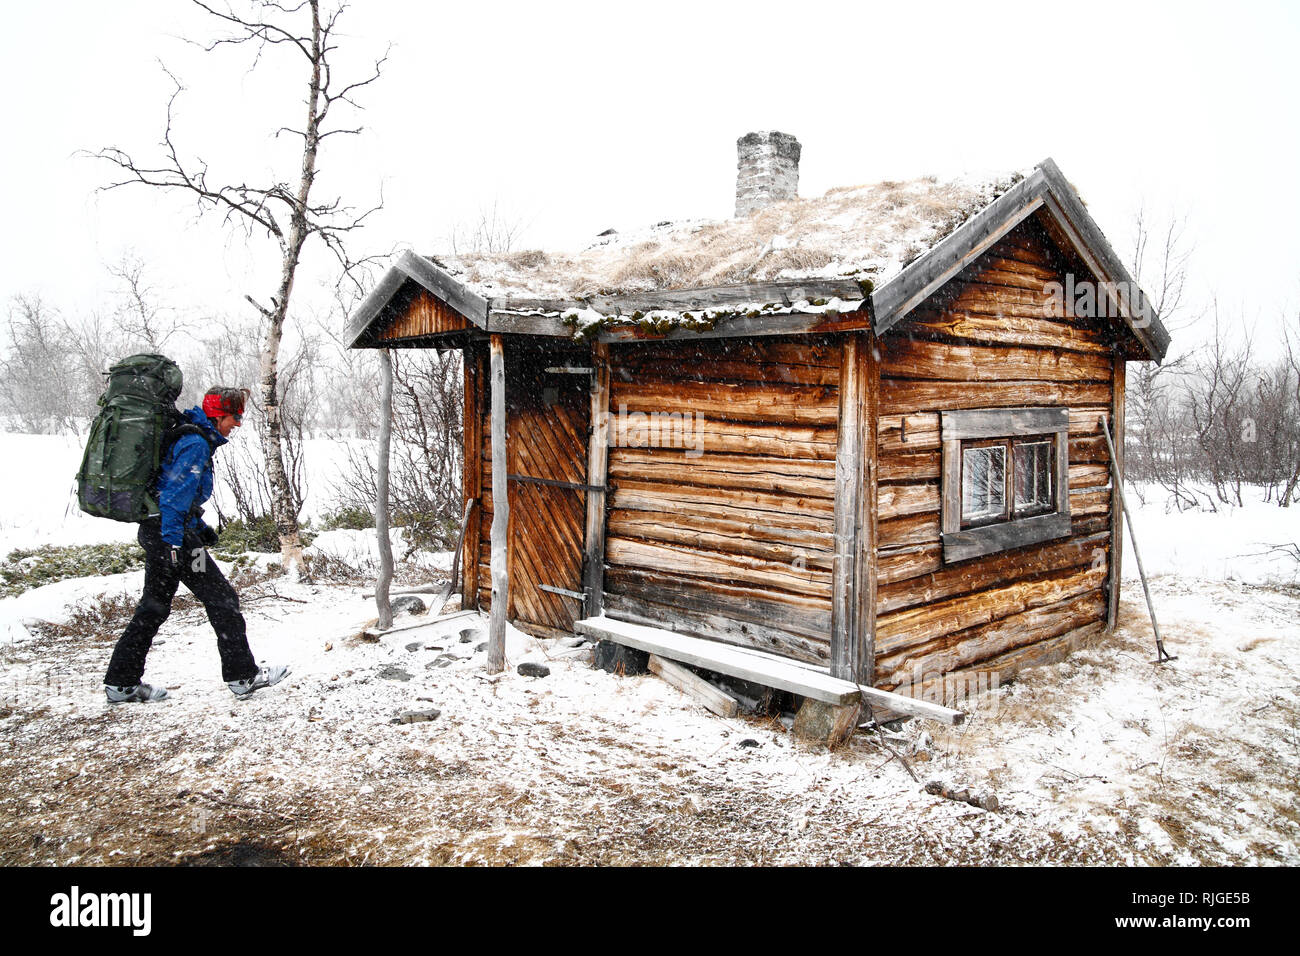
[103,387,289,703]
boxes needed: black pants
[104,519,258,686]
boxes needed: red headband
[203,391,244,421]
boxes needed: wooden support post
[487,334,508,673]
[863,331,880,686]
[1107,359,1126,632]
[584,342,611,618]
[374,349,395,630]
[462,347,483,608]
[831,333,870,683]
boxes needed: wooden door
[505,354,590,632]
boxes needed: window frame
[940,407,1071,563]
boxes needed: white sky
[2,0,1298,355]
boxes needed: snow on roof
[430,169,1028,302]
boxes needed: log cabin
[347,133,1170,737]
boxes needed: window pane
[962,445,1006,522]
[1014,440,1053,514]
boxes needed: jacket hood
[183,406,229,447]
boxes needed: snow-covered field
[0,432,1297,865]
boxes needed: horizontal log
[608,449,837,498]
[878,512,942,549]
[604,566,831,639]
[875,564,1108,656]
[904,311,1112,354]
[612,380,838,426]
[879,482,940,520]
[880,338,1112,383]
[878,451,941,482]
[877,531,1109,614]
[878,412,942,454]
[612,415,838,460]
[1068,463,1110,489]
[879,407,1113,456]
[604,537,833,599]
[1069,486,1111,516]
[878,544,943,585]
[876,592,1107,689]
[611,478,836,521]
[881,379,1111,414]
[614,336,841,371]
[607,512,835,569]
[606,593,829,665]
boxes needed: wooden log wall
[601,336,841,664]
[375,287,470,341]
[874,220,1119,692]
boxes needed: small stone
[391,595,426,615]
[390,708,440,725]
[517,662,550,678]
[405,642,422,652]
[738,738,760,749]
[475,642,488,654]
[376,665,413,682]
[459,628,480,644]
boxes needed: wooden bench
[574,614,964,725]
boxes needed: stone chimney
[734,131,801,217]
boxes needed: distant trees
[87,0,387,575]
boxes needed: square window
[940,408,1071,563]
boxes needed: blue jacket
[156,407,227,547]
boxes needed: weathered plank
[879,482,940,520]
[608,449,837,498]
[462,347,483,608]
[648,654,740,718]
[939,406,1068,440]
[614,380,839,425]
[882,379,1111,414]
[603,566,831,642]
[487,334,508,673]
[831,334,868,682]
[605,592,829,664]
[584,342,611,617]
[880,338,1112,383]
[875,564,1108,656]
[878,512,942,549]
[1108,362,1125,631]
[941,512,1073,564]
[604,537,832,598]
[878,532,1108,614]
[878,591,1108,687]
[575,615,859,704]
[612,415,838,461]
[610,478,837,521]
[607,510,835,567]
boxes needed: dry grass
[442,170,1023,300]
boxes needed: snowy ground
[0,434,1297,865]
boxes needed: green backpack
[76,353,199,523]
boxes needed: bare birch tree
[87,0,386,575]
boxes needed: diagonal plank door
[505,354,591,632]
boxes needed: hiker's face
[216,414,241,438]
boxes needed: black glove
[197,523,220,547]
